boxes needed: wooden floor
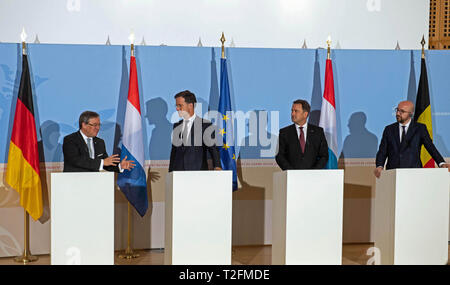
[0,243,449,265]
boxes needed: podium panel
[272,170,344,265]
[51,172,114,265]
[165,171,232,265]
[374,168,449,265]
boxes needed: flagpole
[119,32,139,259]
[421,35,426,59]
[221,32,226,59]
[327,35,332,60]
[14,31,38,263]
[119,202,139,259]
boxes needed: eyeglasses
[87,123,101,128]
[394,108,412,115]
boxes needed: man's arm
[374,127,388,178]
[205,122,221,169]
[420,124,446,166]
[314,128,329,169]
[63,136,101,171]
[275,130,293,170]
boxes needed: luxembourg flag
[319,58,338,169]
[117,56,148,217]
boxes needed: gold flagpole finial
[129,31,136,57]
[220,32,226,59]
[20,27,27,55]
[421,35,426,59]
[326,35,332,60]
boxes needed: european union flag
[218,58,238,191]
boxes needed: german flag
[5,54,43,220]
[413,57,434,168]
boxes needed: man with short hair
[169,90,221,172]
[63,111,135,172]
[374,100,450,178]
[275,99,329,170]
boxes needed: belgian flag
[413,57,435,168]
[5,54,43,220]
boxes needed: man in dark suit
[374,100,450,178]
[63,111,135,172]
[169,90,221,172]
[275,99,329,170]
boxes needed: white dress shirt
[80,130,104,170]
[398,119,411,143]
[79,130,124,172]
[295,122,308,142]
[182,113,197,141]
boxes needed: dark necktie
[299,127,305,153]
[401,125,406,144]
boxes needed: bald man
[374,101,450,178]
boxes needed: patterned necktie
[401,125,406,144]
[299,127,306,153]
[87,137,94,159]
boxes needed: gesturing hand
[104,154,121,166]
[120,155,136,171]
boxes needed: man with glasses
[63,111,135,172]
[374,101,449,178]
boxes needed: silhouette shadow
[233,110,277,256]
[208,48,220,112]
[341,112,378,158]
[309,49,323,126]
[37,120,62,224]
[341,112,378,243]
[407,50,417,103]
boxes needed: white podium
[272,170,344,265]
[51,172,115,265]
[374,168,449,265]
[165,171,232,265]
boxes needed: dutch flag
[319,58,338,169]
[117,56,148,217]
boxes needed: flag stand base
[14,251,38,264]
[118,247,140,259]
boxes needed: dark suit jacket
[275,123,329,170]
[63,131,119,172]
[169,116,221,172]
[375,121,445,169]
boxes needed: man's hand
[214,167,222,171]
[120,155,136,171]
[104,154,121,166]
[374,167,383,178]
[440,163,450,172]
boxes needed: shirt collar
[295,122,308,129]
[184,113,197,123]
[79,130,92,141]
[399,119,412,128]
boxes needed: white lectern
[165,171,232,265]
[272,170,344,265]
[374,168,449,265]
[51,172,114,265]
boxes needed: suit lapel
[305,124,315,153]
[289,124,303,155]
[393,123,401,148]
[77,131,90,156]
[405,121,417,142]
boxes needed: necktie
[401,125,406,144]
[299,127,306,153]
[87,137,94,159]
